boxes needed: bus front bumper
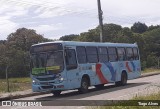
[32,83,66,92]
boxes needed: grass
[0,77,31,93]
[142,68,160,74]
[88,92,160,109]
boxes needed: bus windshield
[31,51,64,75]
[31,53,46,68]
[46,51,64,70]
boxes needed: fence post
[158,57,160,69]
[5,65,9,92]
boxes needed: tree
[59,34,79,41]
[131,22,148,33]
[102,23,122,42]
[148,25,160,31]
[7,28,49,51]
[0,40,6,44]
[143,28,160,57]
[0,44,29,78]
[0,28,51,78]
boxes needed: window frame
[133,47,139,60]
[76,46,87,64]
[86,46,98,63]
[98,47,109,62]
[117,47,126,61]
[65,49,78,70]
[108,47,118,62]
[126,47,134,61]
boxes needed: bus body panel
[30,41,141,93]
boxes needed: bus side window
[133,47,139,60]
[86,47,98,63]
[76,46,87,64]
[108,47,118,62]
[98,47,108,62]
[117,47,126,61]
[65,49,77,70]
[126,47,134,61]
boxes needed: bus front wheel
[52,90,61,96]
[78,77,89,94]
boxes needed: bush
[146,54,157,68]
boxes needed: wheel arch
[82,74,91,86]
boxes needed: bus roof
[32,41,138,48]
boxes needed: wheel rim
[82,81,88,89]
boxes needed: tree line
[0,22,160,78]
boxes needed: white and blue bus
[30,41,141,96]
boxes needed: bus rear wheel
[115,72,127,86]
[52,90,61,96]
[78,77,89,94]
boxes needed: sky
[0,0,160,40]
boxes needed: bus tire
[52,90,61,96]
[78,77,89,94]
[115,72,127,86]
[95,84,104,89]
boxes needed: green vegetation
[60,22,160,70]
[88,92,160,109]
[133,92,160,100]
[142,68,160,74]
[0,77,31,93]
[0,22,160,79]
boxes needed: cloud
[0,2,29,39]
[28,23,64,35]
[1,0,160,40]
[0,16,18,39]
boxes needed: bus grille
[37,77,55,81]
[41,86,53,89]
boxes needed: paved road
[1,74,160,109]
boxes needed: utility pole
[97,0,104,42]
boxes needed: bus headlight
[32,80,39,85]
[59,77,64,82]
[60,77,64,81]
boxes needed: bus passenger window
[98,47,108,62]
[76,46,87,64]
[126,48,134,61]
[108,47,118,62]
[133,47,139,60]
[65,49,77,70]
[117,48,126,61]
[86,47,98,63]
